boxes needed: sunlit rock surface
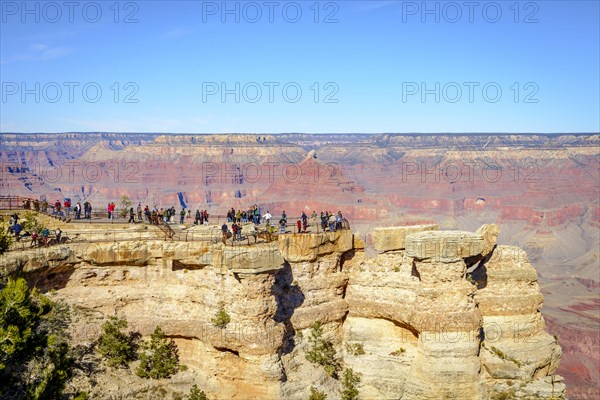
[0,221,566,399]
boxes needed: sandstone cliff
[0,222,565,399]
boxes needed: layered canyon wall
[1,132,597,397]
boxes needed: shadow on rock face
[271,262,305,356]
[467,245,495,290]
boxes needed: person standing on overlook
[336,211,343,231]
[263,211,272,226]
[254,208,261,224]
[221,222,229,245]
[279,218,287,234]
[301,211,308,232]
[109,202,116,221]
[74,202,81,220]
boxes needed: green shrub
[136,326,181,379]
[187,384,208,400]
[0,222,13,254]
[390,348,406,356]
[97,316,137,368]
[341,368,360,400]
[345,342,365,356]
[119,195,132,218]
[305,321,339,378]
[491,389,516,400]
[489,346,523,367]
[211,308,231,329]
[466,274,479,288]
[22,211,46,233]
[308,386,327,400]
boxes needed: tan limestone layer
[372,224,439,252]
[405,230,485,262]
[278,230,353,262]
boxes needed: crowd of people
[2,212,63,248]
[219,206,347,243]
[6,197,353,252]
[16,197,349,236]
[21,198,92,220]
[136,205,210,226]
[223,207,345,232]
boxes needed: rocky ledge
[0,223,565,399]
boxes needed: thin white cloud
[161,27,195,40]
[22,29,80,42]
[355,1,397,12]
[29,43,48,51]
[40,47,71,60]
[1,44,72,64]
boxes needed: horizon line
[2,132,599,136]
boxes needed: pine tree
[188,384,209,400]
[305,321,339,378]
[97,316,136,368]
[0,276,75,399]
[341,368,361,400]
[136,326,180,379]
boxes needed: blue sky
[1,0,598,133]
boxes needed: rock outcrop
[0,222,565,399]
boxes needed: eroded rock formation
[0,223,565,399]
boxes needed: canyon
[1,132,599,398]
